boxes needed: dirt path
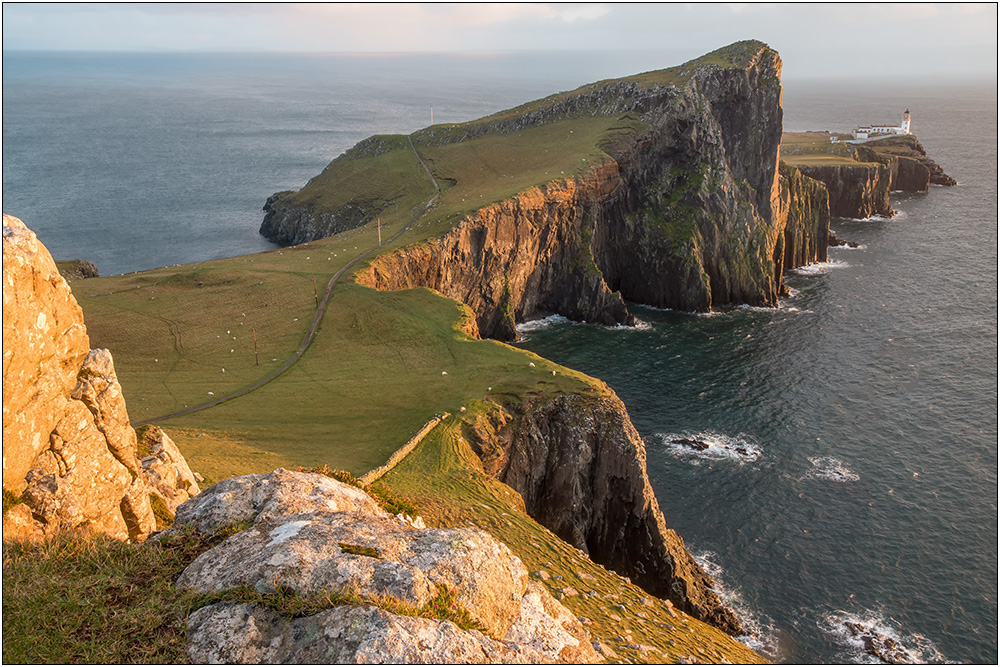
[136,136,440,426]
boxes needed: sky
[2,2,997,79]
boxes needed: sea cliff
[465,393,743,634]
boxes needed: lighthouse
[901,109,911,134]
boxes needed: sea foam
[692,549,781,660]
[819,609,945,664]
[659,431,762,464]
[805,456,860,482]
[791,260,850,276]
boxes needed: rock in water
[170,469,600,664]
[2,213,198,541]
[845,621,912,664]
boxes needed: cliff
[464,393,743,635]
[2,214,199,542]
[348,41,829,340]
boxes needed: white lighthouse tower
[901,109,911,134]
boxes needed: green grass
[382,410,767,664]
[1,528,227,664]
[779,132,876,166]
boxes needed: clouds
[2,2,996,79]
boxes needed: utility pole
[377,217,382,247]
[313,276,318,307]
[252,328,259,366]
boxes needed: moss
[134,424,158,459]
[149,493,173,530]
[339,543,382,559]
[3,488,24,515]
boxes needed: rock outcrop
[2,214,197,542]
[794,159,893,220]
[775,162,830,271]
[170,469,600,664]
[139,426,201,515]
[463,394,743,635]
[796,134,955,219]
[56,258,99,282]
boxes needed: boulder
[186,602,550,664]
[173,470,599,663]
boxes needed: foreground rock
[2,214,197,541]
[170,469,599,664]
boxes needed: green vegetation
[299,465,418,517]
[779,132,873,166]
[1,527,228,664]
[3,489,23,515]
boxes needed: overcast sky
[3,2,997,79]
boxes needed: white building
[851,110,912,140]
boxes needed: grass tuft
[298,465,419,517]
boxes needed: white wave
[735,303,779,313]
[604,318,652,332]
[515,314,571,333]
[819,609,945,664]
[659,431,762,463]
[806,456,860,482]
[839,213,894,222]
[831,242,868,250]
[692,550,781,660]
[791,260,850,276]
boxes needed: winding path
[136,136,440,426]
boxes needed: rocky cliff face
[795,160,893,220]
[775,162,830,272]
[172,469,601,664]
[2,214,198,542]
[358,163,633,341]
[463,393,743,635]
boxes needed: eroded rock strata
[464,393,743,635]
[2,214,198,541]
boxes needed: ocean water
[3,53,997,663]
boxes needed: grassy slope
[779,131,876,166]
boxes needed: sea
[3,51,997,664]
